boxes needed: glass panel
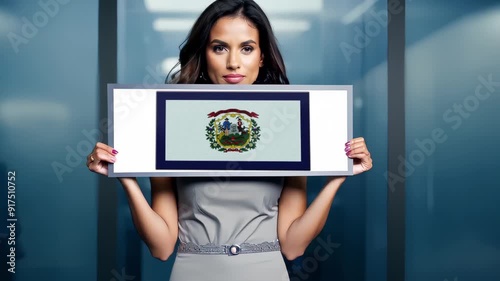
[117,1,388,280]
[406,1,500,280]
[0,1,99,280]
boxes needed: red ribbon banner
[207,108,259,118]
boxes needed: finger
[347,151,370,160]
[347,142,367,153]
[347,151,371,160]
[87,148,116,172]
[346,141,368,154]
[346,137,365,146]
[96,142,119,155]
[346,137,369,152]
[86,150,100,167]
[87,143,118,166]
[93,149,117,164]
[345,138,365,153]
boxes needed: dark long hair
[168,0,289,84]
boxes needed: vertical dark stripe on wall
[387,0,406,280]
[98,0,118,280]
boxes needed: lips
[223,74,245,84]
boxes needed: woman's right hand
[87,142,118,176]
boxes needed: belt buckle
[227,244,241,256]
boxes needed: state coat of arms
[205,109,261,153]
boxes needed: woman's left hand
[346,137,373,175]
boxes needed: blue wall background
[405,1,500,281]
[0,0,99,280]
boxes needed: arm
[277,176,344,260]
[121,177,179,261]
[277,137,372,260]
[87,142,179,261]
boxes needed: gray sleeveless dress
[169,177,290,281]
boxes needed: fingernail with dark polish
[345,146,351,152]
[112,150,118,154]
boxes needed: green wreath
[206,118,261,152]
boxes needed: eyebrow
[208,39,257,46]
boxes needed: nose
[226,51,240,70]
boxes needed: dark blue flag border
[155,91,310,171]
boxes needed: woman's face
[205,16,263,84]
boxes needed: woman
[88,0,372,280]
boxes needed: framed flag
[108,84,353,177]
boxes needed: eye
[241,46,254,54]
[213,45,226,53]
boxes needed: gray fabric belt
[177,240,281,256]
